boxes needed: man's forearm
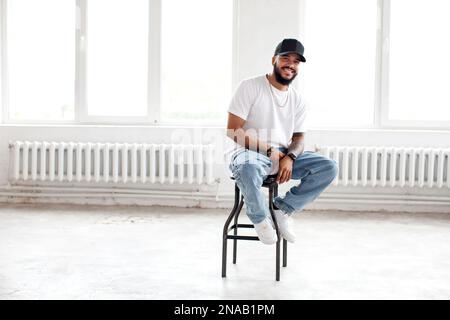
[287,135,305,157]
[227,129,271,155]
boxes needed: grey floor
[0,203,449,300]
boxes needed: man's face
[272,53,301,85]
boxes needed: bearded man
[226,38,338,244]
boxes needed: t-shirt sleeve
[227,79,256,120]
[294,94,308,133]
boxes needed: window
[388,0,450,122]
[303,0,377,128]
[86,0,149,117]
[6,0,75,121]
[1,0,449,128]
[160,0,232,123]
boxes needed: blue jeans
[229,147,339,224]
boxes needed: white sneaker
[254,218,277,245]
[269,210,296,243]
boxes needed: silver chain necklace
[266,74,289,108]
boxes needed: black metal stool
[222,174,288,281]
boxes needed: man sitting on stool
[226,38,338,245]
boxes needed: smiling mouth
[282,68,295,76]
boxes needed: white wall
[234,0,304,86]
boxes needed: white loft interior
[0,0,449,300]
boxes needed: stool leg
[269,185,281,281]
[222,184,240,278]
[233,196,244,264]
[276,239,281,281]
[274,183,287,268]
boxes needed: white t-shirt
[226,74,308,157]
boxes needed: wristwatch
[287,152,297,161]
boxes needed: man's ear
[272,56,276,66]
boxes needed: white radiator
[9,141,215,185]
[317,146,450,188]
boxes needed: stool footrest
[229,223,254,231]
[227,235,259,241]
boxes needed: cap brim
[278,51,306,62]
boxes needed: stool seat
[230,174,278,187]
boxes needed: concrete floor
[0,203,449,300]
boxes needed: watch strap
[287,152,297,161]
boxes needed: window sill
[1,123,450,134]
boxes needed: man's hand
[269,148,285,163]
[277,156,294,184]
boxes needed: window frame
[378,0,450,130]
[77,0,160,124]
[0,0,162,125]
[1,0,8,124]
[1,0,79,124]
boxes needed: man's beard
[273,63,297,86]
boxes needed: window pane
[389,0,450,121]
[87,0,148,117]
[161,0,232,122]
[7,0,75,121]
[304,0,377,127]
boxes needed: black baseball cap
[274,38,306,62]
